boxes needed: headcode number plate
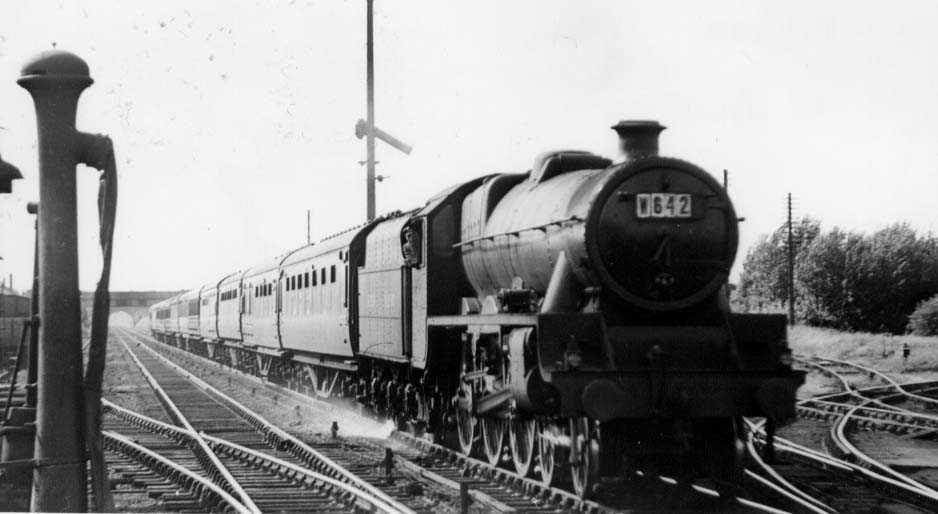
[635,193,692,219]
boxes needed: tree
[740,220,938,333]
[736,217,820,312]
[908,294,938,336]
[795,228,848,327]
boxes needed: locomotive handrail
[451,215,583,248]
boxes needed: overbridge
[81,290,183,327]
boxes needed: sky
[0,1,937,292]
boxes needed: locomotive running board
[427,314,537,326]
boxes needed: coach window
[321,268,326,285]
[312,268,317,286]
[305,272,310,288]
[330,265,336,283]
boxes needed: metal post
[460,481,470,514]
[26,202,38,408]
[18,49,93,513]
[306,209,311,245]
[787,193,795,326]
[365,0,376,221]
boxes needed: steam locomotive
[150,120,803,497]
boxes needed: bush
[908,295,938,336]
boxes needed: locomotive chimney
[611,120,665,160]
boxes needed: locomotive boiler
[149,119,803,499]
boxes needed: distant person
[381,448,395,485]
[331,421,339,439]
[903,342,911,366]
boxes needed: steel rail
[828,399,938,496]
[793,357,938,502]
[120,329,418,514]
[392,430,609,512]
[394,428,786,513]
[743,431,832,513]
[129,328,706,512]
[137,336,535,514]
[201,433,406,514]
[807,379,938,406]
[133,326,795,513]
[799,356,938,409]
[103,398,406,513]
[102,430,252,514]
[747,417,938,512]
[743,469,828,514]
[118,336,262,514]
[125,327,529,513]
[797,358,938,429]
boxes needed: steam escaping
[284,394,398,441]
[328,411,397,440]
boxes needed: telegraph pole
[365,0,376,221]
[358,0,411,222]
[787,193,795,326]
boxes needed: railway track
[117,328,616,513]
[120,327,801,513]
[116,327,627,513]
[106,328,417,513]
[797,358,938,494]
[736,357,938,512]
[745,417,938,513]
